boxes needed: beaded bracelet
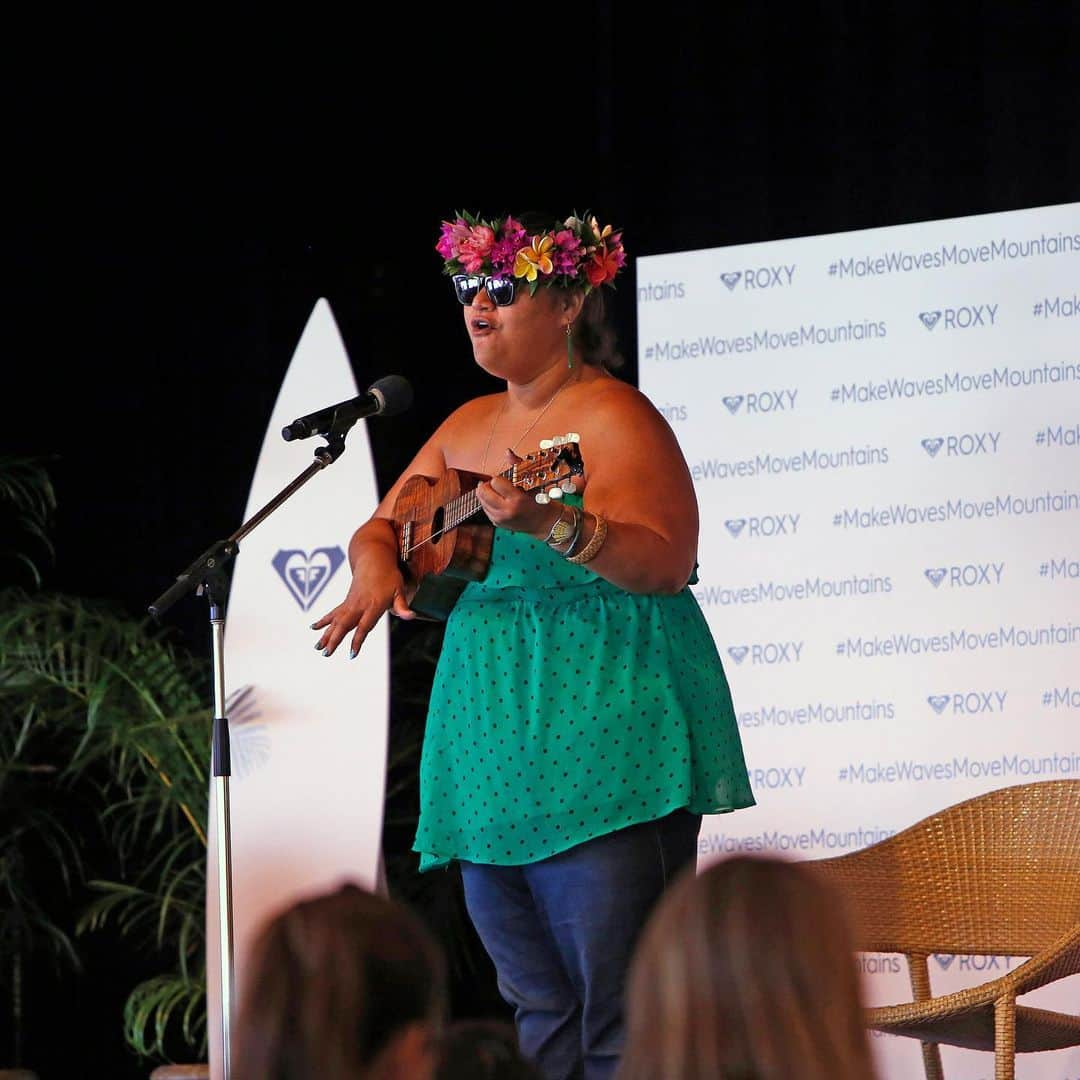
[565,513,608,564]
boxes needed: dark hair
[619,855,876,1080]
[572,286,623,370]
[434,1019,542,1080]
[233,882,447,1080]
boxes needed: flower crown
[435,210,627,293]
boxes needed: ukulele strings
[401,464,571,557]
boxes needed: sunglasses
[452,274,517,307]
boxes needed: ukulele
[392,435,585,620]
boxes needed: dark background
[6,4,1078,1076]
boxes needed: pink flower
[551,228,584,276]
[458,224,496,273]
[490,218,529,276]
[435,218,471,260]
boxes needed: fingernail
[309,622,318,629]
[314,641,324,650]
[323,648,331,657]
[349,648,358,660]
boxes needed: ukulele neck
[443,465,514,530]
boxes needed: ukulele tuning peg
[560,479,576,493]
[549,487,564,499]
[566,432,580,442]
[539,439,554,450]
[552,435,566,446]
[535,491,550,504]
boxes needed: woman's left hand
[475,454,560,538]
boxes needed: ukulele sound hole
[431,506,445,543]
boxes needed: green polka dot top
[413,495,755,871]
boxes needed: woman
[313,211,755,1080]
[232,882,446,1080]
[618,855,878,1080]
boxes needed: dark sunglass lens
[488,278,515,306]
[453,275,481,305]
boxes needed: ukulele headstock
[510,434,584,504]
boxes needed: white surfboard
[206,298,390,1078]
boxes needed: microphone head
[367,374,413,417]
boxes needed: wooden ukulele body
[394,468,494,621]
[390,438,584,621]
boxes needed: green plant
[0,455,77,1068]
[0,455,56,590]
[0,455,213,1065]
[0,591,212,1060]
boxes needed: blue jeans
[459,809,702,1080]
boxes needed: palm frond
[0,587,212,1061]
[0,455,57,587]
[122,971,207,1060]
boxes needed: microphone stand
[148,421,356,1080]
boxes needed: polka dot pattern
[413,496,755,871]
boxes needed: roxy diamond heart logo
[727,645,750,664]
[725,519,747,538]
[927,695,950,714]
[271,547,346,611]
[720,271,742,291]
[722,395,745,414]
[924,568,948,587]
[921,437,944,457]
[919,310,942,330]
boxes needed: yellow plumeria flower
[513,234,555,281]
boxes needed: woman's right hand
[310,534,416,658]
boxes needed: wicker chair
[803,779,1080,1080]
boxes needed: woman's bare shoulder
[580,373,666,424]
[435,391,504,436]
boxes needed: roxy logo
[719,264,796,292]
[749,765,806,789]
[727,641,804,665]
[924,563,1005,588]
[921,432,1000,457]
[724,513,800,539]
[721,389,799,415]
[933,954,1019,972]
[927,691,1008,716]
[917,304,999,330]
[272,546,346,611]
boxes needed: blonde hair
[233,882,446,1080]
[619,855,876,1080]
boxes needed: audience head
[620,854,875,1080]
[233,881,447,1080]
[434,1019,543,1080]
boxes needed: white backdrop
[206,299,390,1078]
[637,203,1079,1079]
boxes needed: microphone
[281,375,413,441]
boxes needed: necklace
[480,370,578,474]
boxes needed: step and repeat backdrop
[637,203,1079,1079]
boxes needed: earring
[566,323,574,369]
